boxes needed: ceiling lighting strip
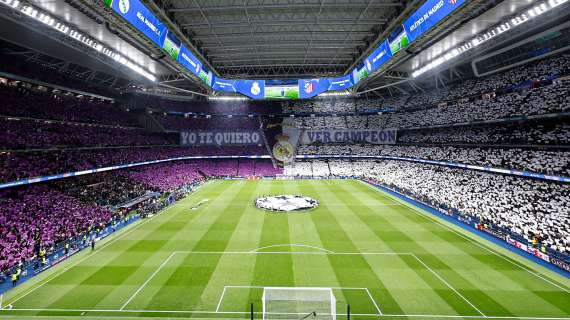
[411,0,569,78]
[0,0,156,81]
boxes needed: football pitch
[1,179,569,320]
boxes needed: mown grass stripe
[347,181,567,317]
[285,180,350,310]
[303,181,405,315]
[334,181,495,317]
[351,180,570,316]
[246,180,296,312]
[139,181,258,311]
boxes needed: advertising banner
[178,45,203,77]
[108,0,167,47]
[300,129,397,145]
[364,40,393,74]
[211,77,236,92]
[327,74,354,91]
[403,0,466,43]
[550,257,570,272]
[180,131,263,146]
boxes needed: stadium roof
[163,0,410,79]
[0,0,568,98]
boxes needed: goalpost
[262,287,336,320]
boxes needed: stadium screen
[163,31,182,61]
[388,26,410,55]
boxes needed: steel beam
[170,3,403,13]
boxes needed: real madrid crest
[272,133,294,163]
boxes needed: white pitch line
[4,308,570,319]
[361,181,570,293]
[380,315,570,320]
[250,243,335,253]
[224,285,370,290]
[406,201,570,294]
[120,251,177,310]
[174,251,410,255]
[215,286,228,312]
[364,288,382,315]
[411,254,486,318]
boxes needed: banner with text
[180,131,263,146]
[403,0,466,43]
[107,0,167,47]
[300,129,397,145]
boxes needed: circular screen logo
[118,0,130,14]
[251,82,261,96]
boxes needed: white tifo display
[262,287,336,320]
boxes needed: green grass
[265,86,300,99]
[1,179,569,320]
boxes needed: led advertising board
[178,45,203,76]
[298,79,330,99]
[104,0,466,99]
[234,80,266,99]
[403,0,466,42]
[364,40,393,74]
[107,0,167,47]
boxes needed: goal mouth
[262,287,336,320]
[255,195,319,212]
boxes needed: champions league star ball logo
[251,81,261,96]
[118,0,130,14]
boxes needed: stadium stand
[284,159,570,257]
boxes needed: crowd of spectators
[0,158,282,273]
[284,159,570,257]
[298,145,570,176]
[2,50,569,278]
[157,115,263,132]
[0,185,113,271]
[0,85,137,127]
[282,54,570,115]
[398,121,570,145]
[1,146,268,183]
[0,117,175,150]
[284,81,569,130]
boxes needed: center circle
[255,195,319,212]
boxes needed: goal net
[262,287,336,320]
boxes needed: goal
[262,287,336,320]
